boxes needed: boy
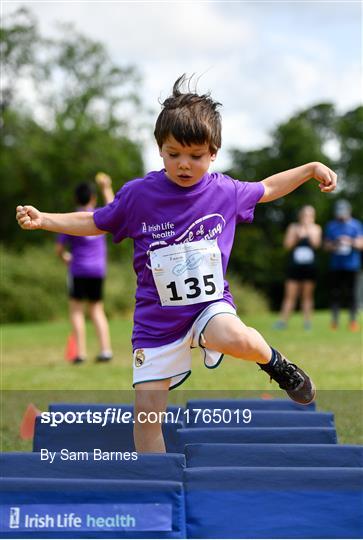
[56,174,114,364]
[16,75,337,453]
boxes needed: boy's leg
[88,301,112,359]
[202,314,271,363]
[69,299,86,360]
[202,313,315,404]
[134,379,171,453]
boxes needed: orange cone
[65,333,78,362]
[261,392,273,400]
[20,403,41,440]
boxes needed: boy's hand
[312,162,337,193]
[16,205,43,230]
[95,172,112,189]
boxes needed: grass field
[1,311,362,450]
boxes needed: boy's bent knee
[223,326,245,350]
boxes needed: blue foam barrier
[184,467,363,538]
[184,410,334,428]
[48,404,184,416]
[0,452,185,482]
[0,477,186,538]
[186,399,316,411]
[185,443,363,468]
[178,427,338,449]
[33,418,183,454]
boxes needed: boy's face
[159,136,217,188]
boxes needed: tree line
[1,7,145,246]
[226,102,362,307]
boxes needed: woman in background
[275,205,322,330]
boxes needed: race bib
[293,246,314,265]
[150,239,224,306]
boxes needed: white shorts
[133,301,237,389]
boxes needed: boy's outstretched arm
[16,205,105,236]
[259,162,337,203]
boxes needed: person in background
[275,205,322,330]
[56,173,114,363]
[324,199,363,331]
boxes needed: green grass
[1,311,362,450]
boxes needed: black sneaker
[95,353,113,363]
[258,350,316,405]
[72,357,85,365]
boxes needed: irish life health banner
[1,503,172,533]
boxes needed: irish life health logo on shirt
[145,214,226,269]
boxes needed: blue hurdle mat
[1,453,185,482]
[185,410,334,428]
[186,399,316,411]
[0,477,186,538]
[178,427,337,449]
[48,404,184,415]
[185,443,363,468]
[184,467,363,538]
[33,418,182,453]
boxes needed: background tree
[1,8,360,311]
[1,8,144,246]
[1,8,46,113]
[226,102,361,309]
[336,106,363,212]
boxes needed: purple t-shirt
[57,209,107,278]
[94,170,264,348]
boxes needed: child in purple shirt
[17,75,337,453]
[56,174,114,364]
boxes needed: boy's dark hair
[74,182,96,206]
[154,74,222,153]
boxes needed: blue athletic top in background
[325,218,363,271]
